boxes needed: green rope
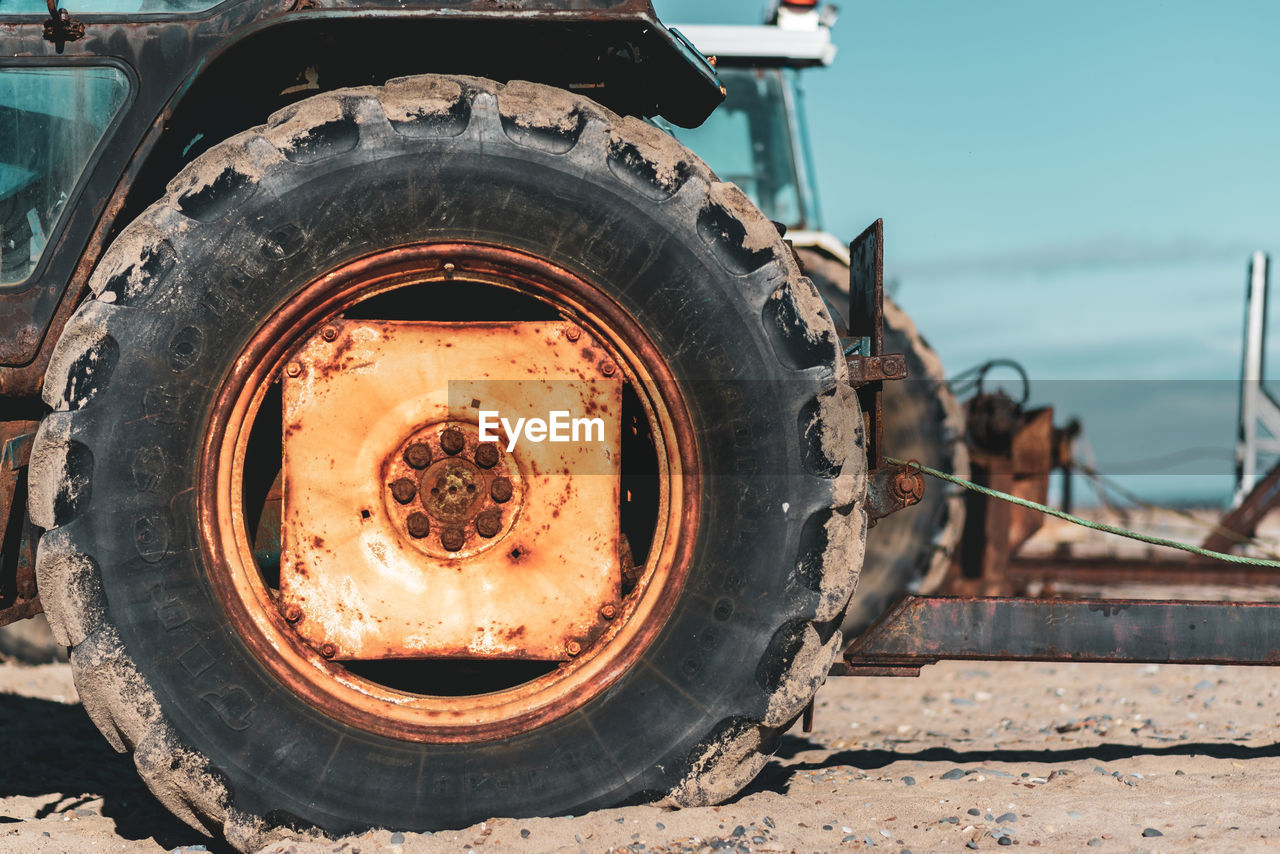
[884,456,1280,569]
[1070,458,1280,560]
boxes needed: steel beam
[1007,555,1280,590]
[834,595,1280,676]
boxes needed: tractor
[0,0,920,846]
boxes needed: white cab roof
[672,24,836,67]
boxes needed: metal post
[1234,252,1280,507]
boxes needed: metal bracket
[43,0,85,45]
[846,353,907,386]
[847,218,908,467]
[865,461,926,527]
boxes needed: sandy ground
[5,509,1280,853]
[3,654,1280,853]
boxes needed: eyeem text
[478,410,605,452]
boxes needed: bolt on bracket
[865,462,926,528]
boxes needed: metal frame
[832,238,1280,680]
[1233,251,1279,506]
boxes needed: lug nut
[490,476,513,503]
[390,477,417,504]
[565,327,581,342]
[600,604,617,620]
[406,512,431,538]
[285,361,301,377]
[475,508,503,538]
[601,362,616,376]
[320,642,337,659]
[474,443,499,468]
[440,428,465,455]
[321,324,338,342]
[283,603,303,623]
[566,641,581,657]
[404,442,432,469]
[440,526,466,551]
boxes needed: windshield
[5,0,220,13]
[0,66,129,286]
[670,67,812,230]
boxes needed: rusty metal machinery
[0,423,41,628]
[836,361,1280,680]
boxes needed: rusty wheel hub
[200,243,699,743]
[384,422,523,556]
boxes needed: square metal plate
[279,320,622,660]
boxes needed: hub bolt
[440,526,466,552]
[474,443,499,468]
[440,427,466,455]
[490,476,513,503]
[565,327,581,342]
[406,512,431,539]
[600,604,617,620]
[285,361,301,378]
[283,603,303,623]
[404,442,432,469]
[321,325,338,342]
[475,508,503,538]
[566,641,581,656]
[320,642,337,659]
[601,362,616,377]
[390,477,417,504]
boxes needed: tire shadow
[737,732,1280,799]
[0,692,234,852]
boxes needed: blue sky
[654,1,1280,504]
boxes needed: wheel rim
[198,243,700,743]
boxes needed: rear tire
[795,246,967,639]
[30,76,865,847]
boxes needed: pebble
[1087,839,1102,847]
[996,813,1017,824]
[1142,828,1164,837]
[968,809,981,816]
[966,842,979,850]
[731,826,745,837]
[998,837,1013,846]
[902,776,916,786]
[656,823,664,830]
[1175,769,1186,776]
[841,836,858,844]
[1194,680,1214,691]
[763,817,775,828]
[389,835,405,845]
[520,829,530,839]
[1068,811,1082,819]
[941,768,967,780]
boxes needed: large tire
[29,76,865,847]
[796,246,967,639]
